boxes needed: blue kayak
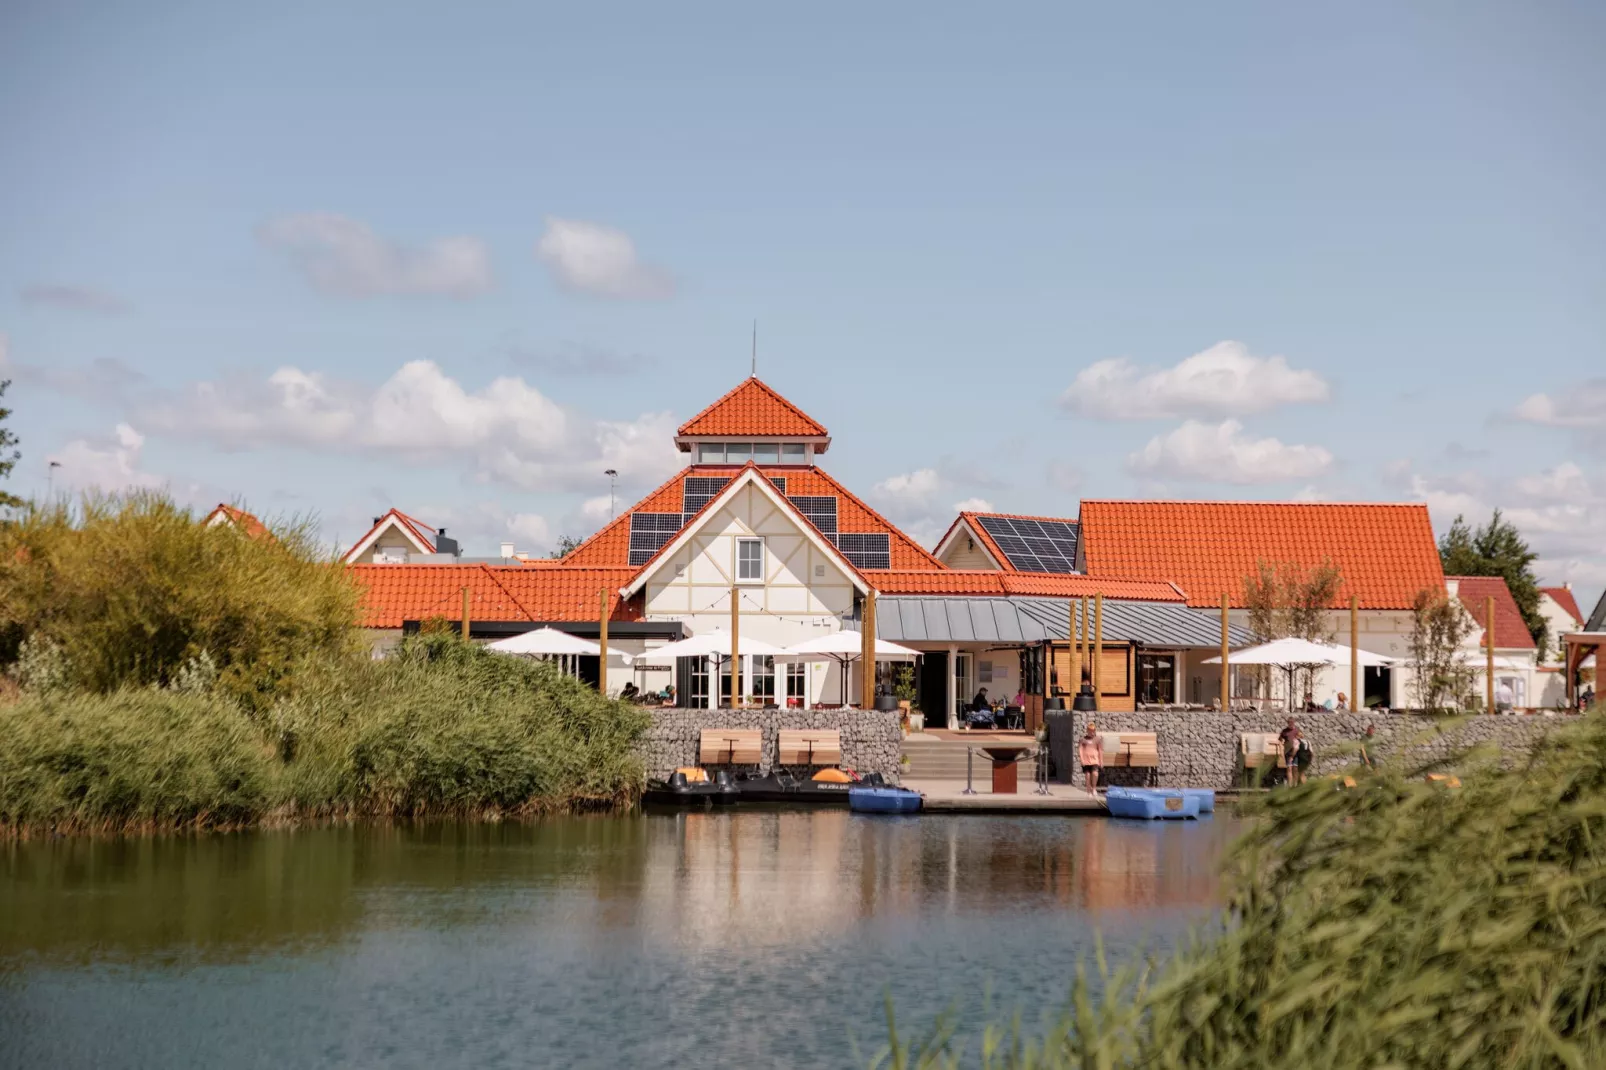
[1105,787,1201,820]
[849,786,923,814]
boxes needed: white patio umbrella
[1453,650,1530,673]
[631,629,790,709]
[782,631,920,707]
[1203,638,1396,708]
[484,627,634,679]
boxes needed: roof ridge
[1080,499,1431,508]
[675,377,828,437]
[963,509,1080,524]
[478,562,538,621]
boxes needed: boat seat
[776,729,842,766]
[699,728,763,765]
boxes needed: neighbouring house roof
[1589,590,1606,633]
[203,503,270,539]
[1541,585,1584,627]
[351,563,641,628]
[1451,575,1537,650]
[342,508,440,563]
[934,511,1081,574]
[561,464,944,571]
[862,569,1185,601]
[674,377,830,447]
[870,596,1253,646]
[1078,500,1444,610]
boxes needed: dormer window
[692,441,812,465]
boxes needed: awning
[868,597,1254,647]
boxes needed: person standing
[1279,717,1304,786]
[1078,724,1104,796]
[1359,723,1376,769]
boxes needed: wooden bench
[699,728,762,766]
[776,729,842,767]
[1099,731,1159,785]
[1239,733,1286,785]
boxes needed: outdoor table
[980,742,1033,794]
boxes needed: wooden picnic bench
[1100,731,1159,786]
[698,728,763,766]
[776,729,842,767]
[1239,732,1285,785]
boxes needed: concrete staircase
[900,735,1004,781]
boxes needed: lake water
[0,811,1239,1069]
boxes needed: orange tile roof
[562,464,945,571]
[940,511,1080,572]
[342,508,440,560]
[1079,500,1445,610]
[675,377,829,441]
[1541,586,1584,626]
[204,503,270,539]
[351,564,641,628]
[863,570,1184,601]
[1452,576,1536,650]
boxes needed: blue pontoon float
[848,786,923,814]
[1105,787,1203,820]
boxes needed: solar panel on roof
[976,515,1080,573]
[788,495,837,534]
[627,512,686,566]
[835,532,890,570]
[769,477,787,494]
[683,476,731,514]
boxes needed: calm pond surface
[1,811,1239,1069]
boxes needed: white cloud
[1046,460,1082,494]
[1061,341,1330,420]
[46,424,165,493]
[1514,379,1606,435]
[952,497,994,513]
[579,495,615,523]
[258,213,492,298]
[1127,419,1334,484]
[536,217,674,300]
[139,360,681,493]
[872,468,941,508]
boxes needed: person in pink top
[1077,724,1104,795]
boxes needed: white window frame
[781,443,806,463]
[753,442,781,465]
[736,536,765,584]
[696,442,724,464]
[725,442,752,465]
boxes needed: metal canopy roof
[870,596,1254,647]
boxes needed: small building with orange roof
[203,503,271,539]
[1448,575,1544,710]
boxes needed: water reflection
[2,813,1238,1070]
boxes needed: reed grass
[876,713,1606,1069]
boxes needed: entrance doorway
[1363,666,1392,709]
[919,653,947,727]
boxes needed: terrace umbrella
[631,630,789,709]
[1203,638,1396,708]
[485,626,635,679]
[782,632,920,707]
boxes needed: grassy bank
[879,713,1606,1068]
[0,635,650,837]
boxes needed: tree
[1242,558,1345,703]
[549,534,582,559]
[0,379,20,509]
[1438,510,1547,655]
[1409,587,1478,712]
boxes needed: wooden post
[1069,598,1083,695]
[598,589,609,696]
[729,583,739,708]
[461,587,471,641]
[860,589,877,709]
[1093,592,1104,711]
[1486,595,1496,714]
[1350,595,1359,712]
[1220,593,1231,712]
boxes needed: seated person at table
[971,688,991,712]
[619,682,639,702]
[1011,689,1025,707]
[966,689,995,727]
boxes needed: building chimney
[373,516,382,527]
[500,541,515,560]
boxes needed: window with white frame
[696,442,724,463]
[736,537,764,583]
[753,442,780,464]
[781,443,806,463]
[786,661,806,703]
[752,655,776,702]
[725,442,752,464]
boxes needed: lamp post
[604,469,618,519]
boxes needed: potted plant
[894,667,923,731]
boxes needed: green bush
[0,493,361,711]
[880,714,1606,1069]
[280,633,650,817]
[0,690,277,833]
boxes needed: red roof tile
[562,464,945,571]
[675,378,829,441]
[1541,586,1584,627]
[863,570,1184,601]
[1452,576,1536,650]
[1079,501,1444,610]
[351,564,641,628]
[204,503,270,539]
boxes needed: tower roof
[675,377,830,451]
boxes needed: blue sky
[2,2,1602,607]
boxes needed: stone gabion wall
[636,709,903,782]
[1063,709,1567,789]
